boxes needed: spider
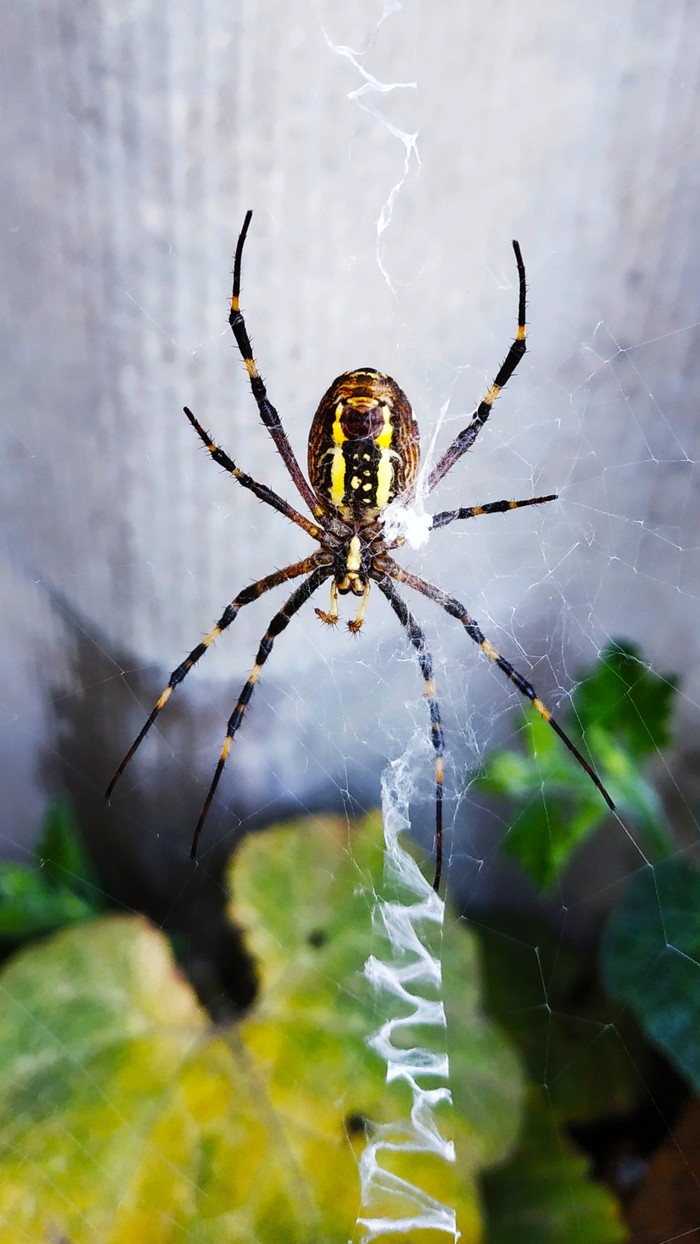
[106,211,614,890]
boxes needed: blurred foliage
[0,813,628,1243]
[0,638,693,1241]
[603,856,700,1092]
[473,636,700,1238]
[476,640,677,887]
[0,800,106,948]
[0,814,518,1244]
[476,916,646,1127]
[483,1089,626,1244]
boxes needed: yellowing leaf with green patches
[0,814,524,1243]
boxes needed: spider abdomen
[308,369,420,517]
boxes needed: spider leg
[184,406,322,540]
[106,554,328,801]
[190,563,330,859]
[375,574,445,892]
[229,211,321,518]
[427,240,527,494]
[431,493,557,531]
[383,558,615,812]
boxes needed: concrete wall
[3,0,698,905]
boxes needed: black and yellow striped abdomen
[308,369,420,517]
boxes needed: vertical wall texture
[2,0,699,890]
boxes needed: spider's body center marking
[337,532,364,592]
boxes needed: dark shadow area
[37,588,376,1013]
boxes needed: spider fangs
[106,211,614,892]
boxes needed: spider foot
[347,618,364,635]
[315,607,339,627]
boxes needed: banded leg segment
[184,406,321,541]
[383,559,615,812]
[431,494,557,531]
[376,576,446,892]
[229,211,321,518]
[190,564,330,858]
[106,555,327,800]
[427,240,527,494]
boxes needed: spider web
[2,0,700,1240]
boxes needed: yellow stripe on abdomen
[329,403,347,506]
[374,404,395,509]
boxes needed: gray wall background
[2,0,698,909]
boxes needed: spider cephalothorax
[107,211,614,890]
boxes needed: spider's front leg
[228,211,321,518]
[427,239,527,494]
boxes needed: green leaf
[0,813,524,1243]
[229,813,525,1231]
[0,802,103,943]
[475,918,647,1126]
[573,640,678,759]
[483,1089,627,1243]
[499,784,604,889]
[602,856,700,1090]
[476,641,678,886]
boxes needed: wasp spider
[107,212,614,890]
